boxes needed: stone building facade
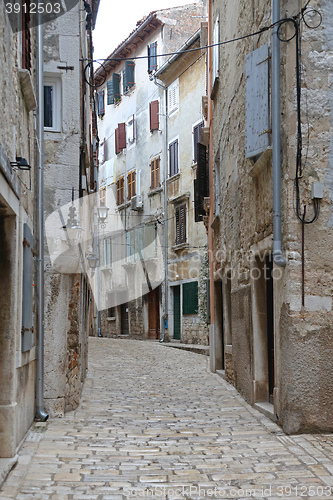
[43,0,99,417]
[0,0,38,459]
[208,0,333,433]
[155,27,209,345]
[95,3,207,340]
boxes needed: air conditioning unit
[131,195,143,211]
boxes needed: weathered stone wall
[43,3,91,417]
[211,0,333,432]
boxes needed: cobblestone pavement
[1,338,333,500]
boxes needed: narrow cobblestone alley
[1,338,333,500]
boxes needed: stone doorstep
[0,455,18,489]
[160,342,209,356]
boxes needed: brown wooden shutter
[22,0,31,72]
[150,100,159,131]
[118,123,126,150]
[151,160,155,190]
[115,123,126,154]
[175,207,180,245]
[175,204,186,245]
[115,127,119,154]
[179,204,186,243]
[156,157,160,187]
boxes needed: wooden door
[148,287,160,339]
[173,286,181,340]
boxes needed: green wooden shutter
[123,61,135,93]
[183,281,198,315]
[113,73,121,101]
[148,42,157,73]
[107,80,114,105]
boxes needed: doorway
[214,281,224,370]
[265,255,274,404]
[148,287,160,339]
[252,253,275,405]
[121,303,129,335]
[173,285,181,340]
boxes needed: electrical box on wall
[311,182,324,199]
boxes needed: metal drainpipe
[36,13,49,422]
[272,0,286,267]
[153,76,168,342]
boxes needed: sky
[93,0,194,62]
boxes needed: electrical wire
[90,1,323,227]
[275,9,322,224]
[83,3,315,89]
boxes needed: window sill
[172,243,189,252]
[167,172,181,184]
[148,186,163,197]
[117,202,129,211]
[169,192,190,205]
[18,69,37,112]
[107,317,116,322]
[248,146,272,178]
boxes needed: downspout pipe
[153,76,168,342]
[272,0,286,267]
[36,13,49,422]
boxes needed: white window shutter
[213,18,220,83]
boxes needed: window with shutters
[22,0,31,71]
[194,143,208,222]
[123,61,135,94]
[148,42,157,73]
[107,73,121,105]
[150,100,159,131]
[44,76,61,132]
[116,176,124,205]
[183,281,198,315]
[127,170,136,200]
[168,79,179,115]
[245,44,270,158]
[103,237,112,267]
[99,186,106,206]
[175,204,186,245]
[115,123,126,154]
[97,90,105,117]
[150,157,160,190]
[193,121,204,163]
[169,139,179,177]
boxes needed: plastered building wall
[160,43,209,344]
[210,0,333,433]
[97,4,206,339]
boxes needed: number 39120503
[6,3,61,14]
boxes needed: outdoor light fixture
[10,157,31,170]
[97,205,109,229]
[64,188,83,245]
[85,251,99,269]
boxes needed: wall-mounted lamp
[10,157,31,170]
[64,188,83,245]
[85,251,99,269]
[97,205,109,229]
